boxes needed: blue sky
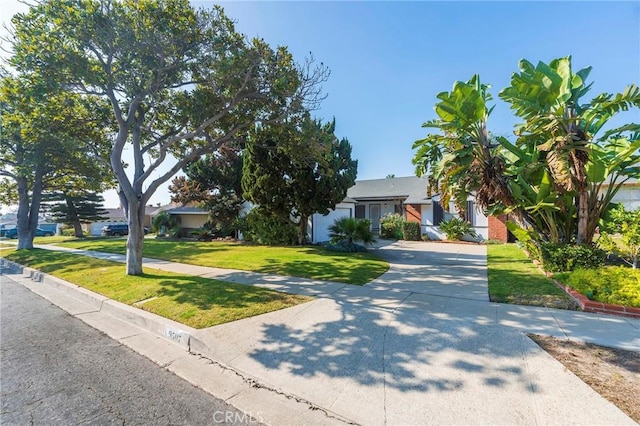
[213,1,640,182]
[2,1,639,209]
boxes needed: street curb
[0,258,194,350]
[0,258,358,425]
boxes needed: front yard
[487,244,577,309]
[55,238,389,285]
[3,248,311,329]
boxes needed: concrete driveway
[188,240,636,425]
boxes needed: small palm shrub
[439,217,476,241]
[327,217,374,252]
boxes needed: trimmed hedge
[540,243,606,272]
[402,221,421,241]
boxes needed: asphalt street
[0,272,257,425]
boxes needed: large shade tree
[9,0,328,274]
[0,74,111,248]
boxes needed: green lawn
[555,266,640,308]
[56,238,388,284]
[487,243,576,309]
[3,249,311,329]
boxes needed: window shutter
[433,201,444,225]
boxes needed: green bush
[380,213,404,239]
[540,243,607,272]
[62,228,76,236]
[324,240,368,253]
[242,210,297,245]
[402,221,421,241]
[438,217,476,241]
[555,266,640,307]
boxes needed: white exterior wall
[610,185,640,210]
[311,202,354,243]
[420,196,489,241]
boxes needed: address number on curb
[164,326,190,345]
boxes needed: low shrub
[540,243,606,272]
[402,221,421,241]
[555,266,640,307]
[62,228,76,236]
[329,217,374,245]
[241,210,297,245]
[380,213,404,239]
[438,218,476,241]
[324,240,368,253]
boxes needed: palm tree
[500,56,640,243]
[329,217,374,245]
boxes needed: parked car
[4,228,54,238]
[101,224,129,237]
[101,224,150,237]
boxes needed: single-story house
[325,176,490,242]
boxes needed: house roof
[346,176,431,204]
[165,206,209,215]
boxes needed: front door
[370,204,381,233]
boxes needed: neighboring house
[608,178,639,210]
[164,205,209,231]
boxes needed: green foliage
[402,221,421,241]
[539,243,607,272]
[555,266,640,308]
[329,217,374,246]
[152,212,181,235]
[242,116,357,244]
[600,204,640,269]
[41,192,108,235]
[380,213,405,239]
[413,55,640,252]
[242,209,298,246]
[438,218,476,241]
[324,240,368,253]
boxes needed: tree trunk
[298,214,309,245]
[72,221,84,238]
[16,167,44,250]
[125,199,146,275]
[576,187,589,244]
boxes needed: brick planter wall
[552,279,640,319]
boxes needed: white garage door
[312,208,352,243]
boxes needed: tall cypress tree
[243,116,357,244]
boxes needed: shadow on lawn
[149,273,301,311]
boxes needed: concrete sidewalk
[3,240,639,424]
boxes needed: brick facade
[488,215,508,243]
[405,204,421,223]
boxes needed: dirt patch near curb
[529,334,640,422]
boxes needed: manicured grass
[56,239,388,284]
[3,249,311,329]
[487,243,576,309]
[555,266,640,308]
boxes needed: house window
[394,204,402,214]
[355,205,365,219]
[465,200,475,225]
[433,201,444,225]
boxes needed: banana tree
[500,56,640,243]
[412,75,512,218]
